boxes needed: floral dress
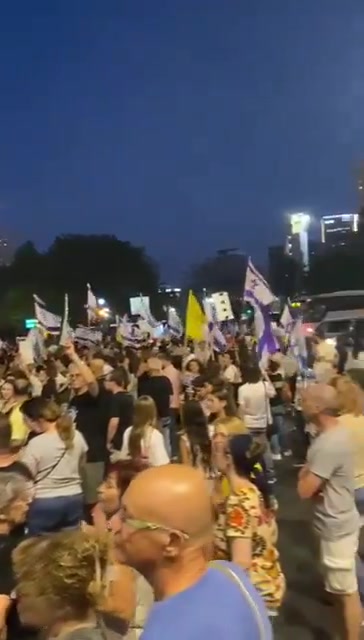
[214,483,285,612]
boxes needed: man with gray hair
[298,384,361,640]
[0,472,34,640]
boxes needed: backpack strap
[210,561,269,639]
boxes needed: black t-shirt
[0,534,38,640]
[268,372,285,409]
[109,391,134,450]
[137,375,172,419]
[69,389,110,463]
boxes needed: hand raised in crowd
[63,341,76,359]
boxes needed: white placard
[129,296,150,316]
[18,338,34,365]
[211,291,234,321]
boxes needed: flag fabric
[74,326,102,346]
[208,322,227,353]
[138,296,159,329]
[185,291,206,342]
[280,303,294,335]
[116,315,144,347]
[244,260,278,365]
[33,295,61,333]
[244,260,276,307]
[87,283,97,325]
[167,307,183,337]
[28,328,46,362]
[59,294,73,346]
[289,318,307,369]
[203,298,218,324]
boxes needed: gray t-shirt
[307,424,359,540]
[21,430,88,499]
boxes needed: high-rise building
[320,213,358,247]
[285,212,310,272]
[0,237,12,266]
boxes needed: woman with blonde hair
[20,397,87,535]
[13,529,130,639]
[330,375,364,513]
[119,396,169,467]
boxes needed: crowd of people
[0,330,362,639]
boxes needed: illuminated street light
[98,298,106,306]
[98,307,110,318]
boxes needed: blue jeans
[270,414,290,455]
[27,494,84,536]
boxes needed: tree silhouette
[0,234,159,328]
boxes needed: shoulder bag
[210,560,270,639]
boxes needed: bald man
[298,384,361,639]
[115,464,272,640]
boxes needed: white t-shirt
[223,365,241,384]
[21,430,88,499]
[237,380,275,432]
[120,426,170,467]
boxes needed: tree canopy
[0,234,159,328]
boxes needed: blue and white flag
[138,296,159,329]
[33,294,62,333]
[74,326,102,346]
[59,294,74,346]
[289,317,307,369]
[280,303,294,335]
[167,307,183,337]
[203,298,218,324]
[208,323,227,353]
[202,300,227,352]
[27,328,46,362]
[244,259,278,365]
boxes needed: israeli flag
[244,259,278,365]
[209,323,227,353]
[33,295,61,333]
[280,303,294,335]
[167,307,183,337]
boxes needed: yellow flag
[185,290,206,341]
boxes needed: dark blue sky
[1,1,364,282]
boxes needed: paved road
[275,462,335,639]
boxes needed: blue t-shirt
[141,561,272,640]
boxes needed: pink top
[163,364,181,410]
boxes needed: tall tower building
[0,237,12,266]
[321,214,358,247]
[285,212,310,272]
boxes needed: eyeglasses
[119,506,190,540]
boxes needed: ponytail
[249,464,271,510]
[228,435,272,509]
[26,399,76,450]
[56,413,75,450]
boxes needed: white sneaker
[272,453,282,461]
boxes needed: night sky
[1,1,364,282]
